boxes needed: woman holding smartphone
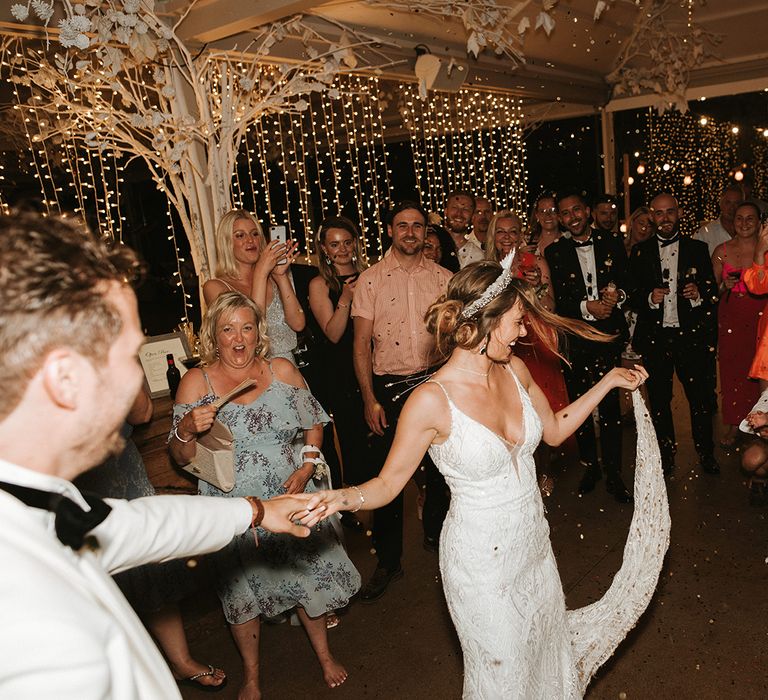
[712,201,766,448]
[204,209,305,363]
[308,216,370,488]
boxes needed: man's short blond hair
[0,212,141,421]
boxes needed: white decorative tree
[8,0,386,279]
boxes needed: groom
[0,211,321,697]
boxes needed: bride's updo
[426,261,608,360]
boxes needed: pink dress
[718,252,764,423]
[743,259,768,381]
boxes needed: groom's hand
[364,397,388,436]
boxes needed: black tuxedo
[545,231,629,475]
[627,235,718,462]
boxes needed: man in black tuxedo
[627,192,720,475]
[545,191,632,502]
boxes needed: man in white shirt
[0,212,322,699]
[468,196,492,251]
[695,184,743,256]
[444,190,484,268]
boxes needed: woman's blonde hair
[199,291,270,364]
[485,210,522,262]
[425,261,611,362]
[214,209,265,279]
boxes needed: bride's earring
[324,253,332,265]
[479,344,487,355]
[352,253,358,263]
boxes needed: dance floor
[161,380,767,699]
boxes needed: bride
[306,260,669,698]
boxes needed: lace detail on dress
[427,370,669,699]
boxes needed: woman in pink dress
[712,202,766,447]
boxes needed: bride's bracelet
[349,485,365,513]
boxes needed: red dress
[718,252,765,423]
[515,252,569,412]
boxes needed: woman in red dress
[485,211,568,414]
[712,202,766,447]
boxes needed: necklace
[452,365,491,378]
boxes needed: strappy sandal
[326,612,341,629]
[177,665,227,692]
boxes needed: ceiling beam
[174,0,327,43]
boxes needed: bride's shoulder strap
[426,379,451,404]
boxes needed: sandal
[326,612,341,629]
[177,664,227,692]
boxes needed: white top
[0,458,252,699]
[457,238,484,268]
[694,218,731,257]
[648,238,701,326]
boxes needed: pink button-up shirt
[352,251,452,376]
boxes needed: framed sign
[139,332,191,398]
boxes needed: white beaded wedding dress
[428,367,670,699]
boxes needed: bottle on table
[166,353,181,399]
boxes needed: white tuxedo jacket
[0,459,252,699]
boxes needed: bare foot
[171,661,226,688]
[238,677,262,700]
[319,654,348,688]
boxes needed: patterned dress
[173,369,360,624]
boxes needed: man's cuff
[648,292,660,310]
[690,297,703,308]
[580,300,596,321]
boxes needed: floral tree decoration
[7,0,388,280]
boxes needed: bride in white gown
[308,260,670,698]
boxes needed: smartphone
[269,225,288,264]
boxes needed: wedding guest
[695,184,743,256]
[443,190,483,268]
[742,401,768,504]
[487,211,567,419]
[203,209,305,362]
[545,190,632,502]
[711,202,765,448]
[352,201,452,600]
[624,206,653,256]
[742,220,768,390]
[628,193,720,476]
[170,292,360,696]
[592,193,619,234]
[308,216,370,488]
[526,191,561,256]
[469,196,492,248]
[423,230,443,263]
[0,211,322,698]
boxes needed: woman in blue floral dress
[170,292,360,698]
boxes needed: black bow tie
[0,480,111,549]
[657,234,680,247]
[572,237,593,248]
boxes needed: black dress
[310,274,371,485]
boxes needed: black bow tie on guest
[657,234,680,247]
[0,480,111,549]
[572,237,593,247]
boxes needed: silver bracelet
[173,425,192,443]
[349,485,365,513]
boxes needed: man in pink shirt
[352,201,453,601]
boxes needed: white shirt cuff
[648,292,660,310]
[580,300,596,321]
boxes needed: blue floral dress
[172,367,360,624]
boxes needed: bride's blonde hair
[425,261,611,361]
